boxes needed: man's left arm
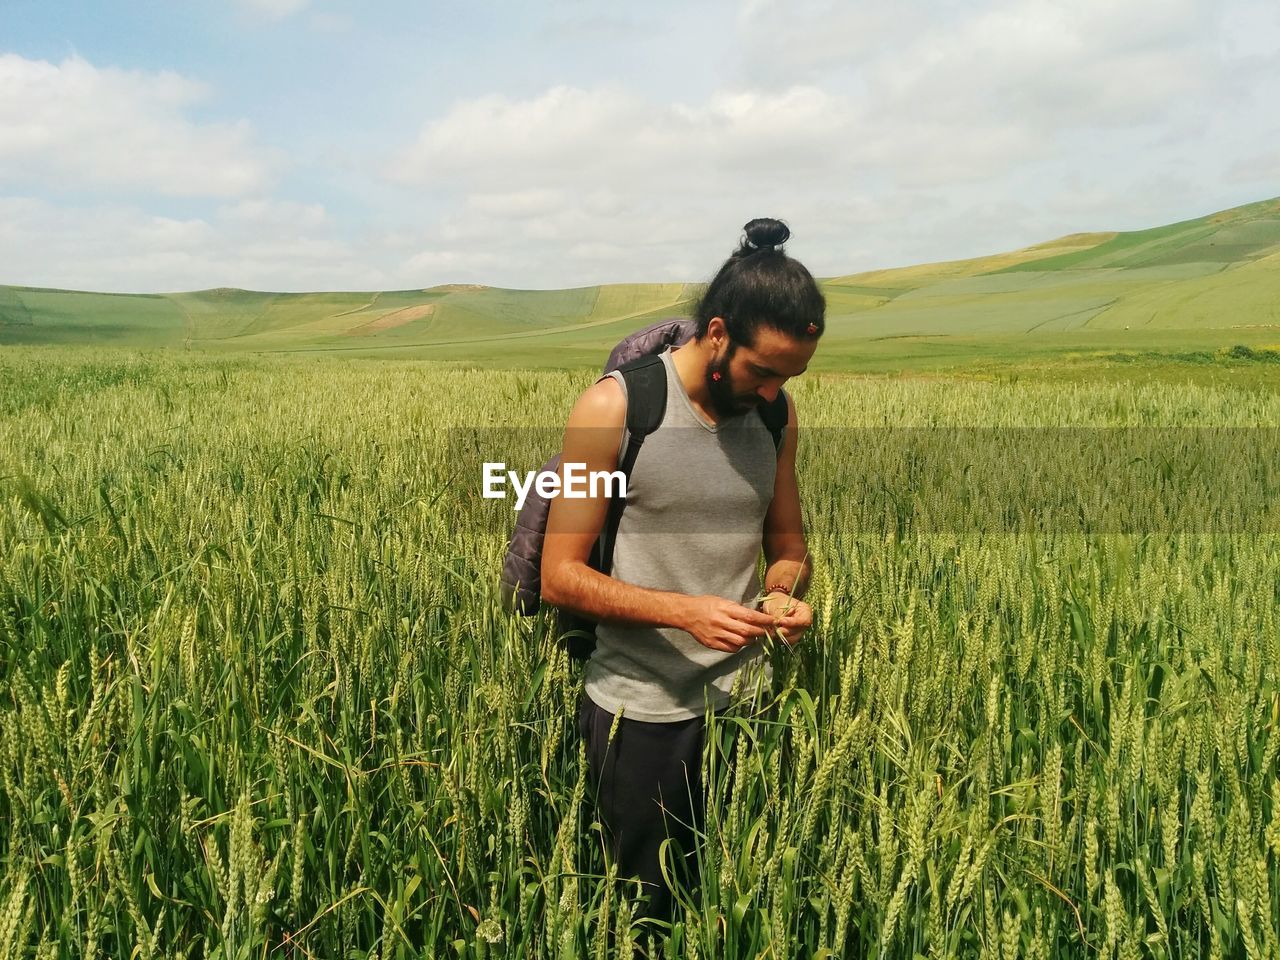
[760,391,813,642]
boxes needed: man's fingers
[702,602,802,650]
[718,606,775,636]
[735,606,780,628]
[724,620,771,642]
[774,613,811,630]
[776,621,810,639]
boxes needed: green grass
[3,347,1280,957]
[995,197,1280,273]
[0,287,188,347]
[168,289,281,340]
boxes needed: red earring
[711,371,722,381]
[806,322,818,334]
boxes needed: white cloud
[218,198,328,228]
[387,84,870,193]
[1227,149,1280,184]
[403,248,502,280]
[0,54,278,197]
[237,0,310,20]
[365,0,1280,288]
[730,0,1261,150]
[377,81,1054,282]
[466,188,566,219]
[387,86,653,185]
[5,1,1279,293]
[0,196,379,292]
[865,0,1220,127]
[308,11,355,33]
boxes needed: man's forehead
[741,327,817,375]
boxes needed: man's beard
[705,341,760,419]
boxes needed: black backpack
[499,317,788,660]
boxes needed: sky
[1,0,1278,293]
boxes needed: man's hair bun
[739,218,790,254]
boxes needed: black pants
[577,692,718,926]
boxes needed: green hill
[4,197,1279,374]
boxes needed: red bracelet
[765,584,795,596]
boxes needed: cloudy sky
[2,0,1278,292]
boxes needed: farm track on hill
[268,296,690,353]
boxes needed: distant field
[3,197,1280,376]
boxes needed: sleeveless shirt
[583,346,778,722]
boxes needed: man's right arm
[540,377,778,654]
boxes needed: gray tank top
[584,346,778,722]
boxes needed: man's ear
[706,316,728,344]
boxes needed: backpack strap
[757,389,789,453]
[593,354,668,576]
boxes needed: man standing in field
[541,218,823,934]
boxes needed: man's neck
[670,340,721,424]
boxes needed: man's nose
[756,383,782,404]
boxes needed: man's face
[705,321,818,419]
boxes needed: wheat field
[2,346,1279,958]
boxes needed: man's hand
[676,595,783,653]
[760,592,813,646]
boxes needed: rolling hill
[3,197,1279,372]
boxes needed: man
[541,218,823,933]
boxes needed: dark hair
[692,217,825,346]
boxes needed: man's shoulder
[566,376,626,430]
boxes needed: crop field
[2,346,1279,958]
